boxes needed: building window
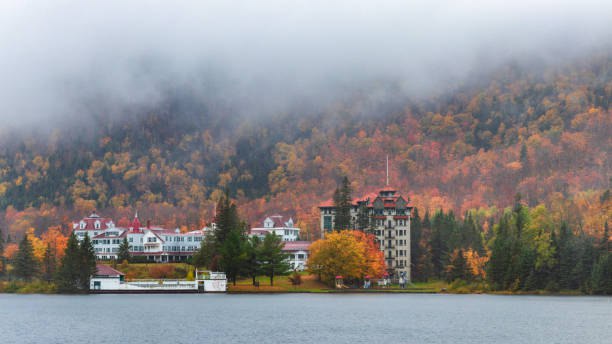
[323,216,333,230]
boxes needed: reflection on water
[0,294,610,344]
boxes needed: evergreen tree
[259,233,291,286]
[430,210,454,278]
[601,221,610,253]
[14,234,38,281]
[244,236,263,286]
[333,176,353,231]
[356,202,370,231]
[446,249,469,282]
[0,228,4,277]
[219,229,247,285]
[117,237,131,263]
[575,233,596,292]
[415,210,434,281]
[462,212,485,254]
[591,253,612,295]
[488,214,512,290]
[0,228,4,259]
[513,195,529,239]
[212,193,249,284]
[79,234,97,291]
[192,236,216,269]
[42,243,56,283]
[410,207,423,280]
[557,222,579,289]
[57,233,81,293]
[215,193,241,245]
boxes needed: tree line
[410,197,611,294]
[0,227,97,293]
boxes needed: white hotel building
[249,215,311,270]
[319,186,412,280]
[73,212,205,262]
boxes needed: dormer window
[94,220,101,229]
[80,221,86,229]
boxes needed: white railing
[122,279,197,290]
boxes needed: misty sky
[0,0,610,129]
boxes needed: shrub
[288,271,302,286]
[174,266,187,279]
[545,281,560,292]
[149,265,175,279]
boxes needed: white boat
[90,265,227,293]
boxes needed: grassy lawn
[105,262,193,280]
[229,274,330,292]
[228,275,449,293]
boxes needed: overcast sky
[0,0,610,129]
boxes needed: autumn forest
[0,54,610,290]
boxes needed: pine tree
[215,193,241,245]
[14,234,38,281]
[0,228,4,259]
[192,236,216,269]
[259,233,290,286]
[557,222,578,289]
[446,249,469,282]
[591,253,612,295]
[410,207,423,280]
[42,243,56,283]
[244,236,262,286]
[333,176,353,231]
[117,237,131,263]
[79,234,97,291]
[430,210,450,278]
[488,214,512,290]
[220,229,247,285]
[213,193,249,284]
[356,202,370,231]
[601,221,610,253]
[0,228,4,277]
[57,233,81,293]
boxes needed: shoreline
[0,290,600,296]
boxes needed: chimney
[146,220,151,229]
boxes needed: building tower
[318,158,412,280]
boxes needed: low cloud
[0,0,610,129]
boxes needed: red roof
[131,213,142,231]
[95,264,124,276]
[260,214,295,228]
[319,199,334,207]
[73,212,114,231]
[319,187,411,208]
[282,241,312,251]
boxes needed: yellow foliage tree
[308,230,385,284]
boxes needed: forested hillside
[0,55,610,240]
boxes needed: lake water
[0,293,610,344]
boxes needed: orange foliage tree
[308,230,385,284]
[41,226,68,261]
[3,243,18,260]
